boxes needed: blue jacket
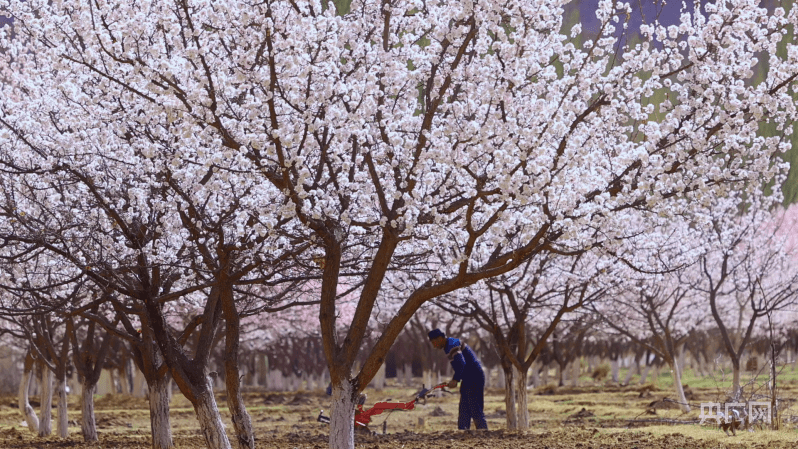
[444,337,483,382]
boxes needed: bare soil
[0,383,796,448]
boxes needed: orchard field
[2,369,798,449]
[4,0,798,448]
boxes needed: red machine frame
[318,382,449,428]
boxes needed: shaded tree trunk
[515,366,529,430]
[220,283,255,449]
[143,283,231,449]
[639,362,651,385]
[148,375,174,449]
[55,373,68,438]
[571,359,580,387]
[18,352,39,433]
[70,317,116,443]
[502,363,518,430]
[38,367,53,437]
[623,360,637,386]
[80,380,97,442]
[731,357,741,399]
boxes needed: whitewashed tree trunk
[731,360,742,399]
[133,368,147,397]
[307,373,316,391]
[516,367,530,430]
[671,360,691,413]
[423,370,432,389]
[195,387,232,449]
[80,381,98,442]
[623,361,637,385]
[611,358,620,383]
[372,364,385,390]
[530,362,540,388]
[120,365,131,395]
[677,345,686,379]
[541,363,549,385]
[109,368,117,394]
[38,368,54,437]
[256,355,267,386]
[403,363,413,386]
[290,373,301,392]
[498,367,506,390]
[698,353,707,377]
[329,380,356,449]
[55,374,68,438]
[571,359,580,387]
[639,363,650,384]
[555,362,563,386]
[97,369,114,395]
[502,365,517,430]
[148,377,174,449]
[18,369,39,433]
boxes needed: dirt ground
[1,380,798,448]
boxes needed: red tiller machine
[317,382,450,430]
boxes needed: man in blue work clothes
[428,328,488,430]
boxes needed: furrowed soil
[2,373,798,448]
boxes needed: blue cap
[428,329,445,340]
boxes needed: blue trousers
[458,375,487,430]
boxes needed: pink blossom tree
[698,196,798,399]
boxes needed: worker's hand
[447,379,459,389]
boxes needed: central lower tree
[2,0,798,448]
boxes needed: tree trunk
[225,356,254,449]
[530,362,540,388]
[678,346,686,377]
[640,362,651,384]
[623,361,637,385]
[670,360,691,413]
[18,367,39,433]
[571,359,580,387]
[120,365,131,395]
[38,368,54,437]
[80,380,98,442]
[695,353,705,377]
[373,364,385,390]
[221,282,255,449]
[502,364,518,430]
[329,380,356,449]
[148,376,175,449]
[133,368,147,398]
[194,385,232,449]
[515,366,529,430]
[731,358,741,399]
[610,358,620,383]
[55,374,69,438]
